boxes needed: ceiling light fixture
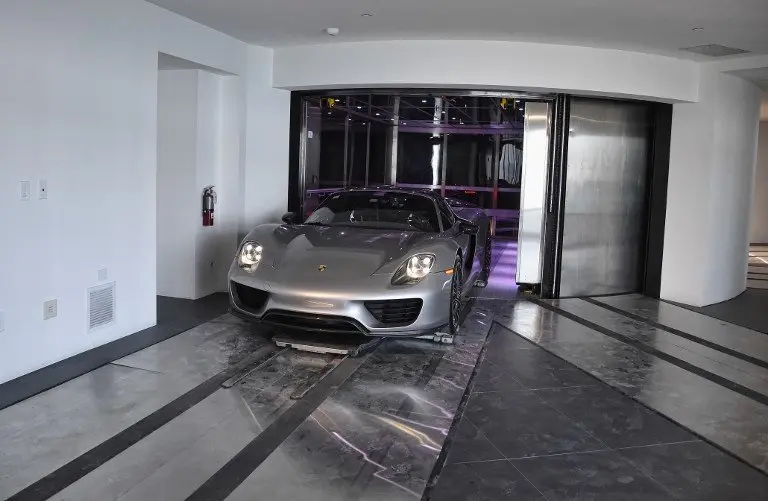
[361,13,372,17]
[325,27,340,36]
[692,27,704,32]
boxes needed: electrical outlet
[43,299,57,320]
[98,268,108,281]
[20,181,31,201]
[0,310,5,333]
[38,179,48,200]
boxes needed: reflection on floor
[748,244,768,290]
[2,292,768,500]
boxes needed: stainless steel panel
[559,99,651,297]
[516,102,551,285]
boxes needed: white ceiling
[147,0,768,60]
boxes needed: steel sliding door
[558,98,653,297]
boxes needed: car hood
[267,225,435,279]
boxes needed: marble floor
[3,287,768,499]
[0,302,494,500]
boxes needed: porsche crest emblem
[317,265,327,272]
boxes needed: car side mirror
[281,212,296,225]
[459,221,479,235]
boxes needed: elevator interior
[291,91,666,299]
[294,92,540,297]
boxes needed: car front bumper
[228,265,453,336]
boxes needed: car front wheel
[449,253,463,335]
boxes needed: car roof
[337,186,441,200]
[332,186,481,210]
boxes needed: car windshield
[305,191,440,232]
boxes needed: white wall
[242,46,292,233]
[0,0,290,385]
[193,70,227,299]
[750,122,768,244]
[662,70,762,306]
[273,40,699,103]
[157,70,199,299]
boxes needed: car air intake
[365,299,423,325]
[262,310,365,334]
[232,282,269,311]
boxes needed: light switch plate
[20,181,31,201]
[38,179,48,200]
[43,299,57,320]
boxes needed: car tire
[481,224,492,281]
[449,253,463,335]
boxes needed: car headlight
[392,253,436,285]
[238,241,263,271]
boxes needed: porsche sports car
[228,188,492,337]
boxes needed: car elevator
[288,91,672,300]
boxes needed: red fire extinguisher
[202,186,217,226]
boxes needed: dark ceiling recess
[679,44,750,57]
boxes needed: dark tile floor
[687,288,768,335]
[429,323,768,501]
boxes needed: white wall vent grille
[88,282,115,331]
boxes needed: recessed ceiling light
[361,13,372,17]
[692,27,704,32]
[357,106,362,109]
[375,112,380,116]
[325,27,340,36]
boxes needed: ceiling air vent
[679,44,750,57]
[88,282,115,331]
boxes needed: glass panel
[300,94,538,239]
[444,134,495,208]
[368,121,388,185]
[396,132,444,188]
[318,103,346,190]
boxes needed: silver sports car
[228,188,492,337]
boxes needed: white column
[662,70,762,306]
